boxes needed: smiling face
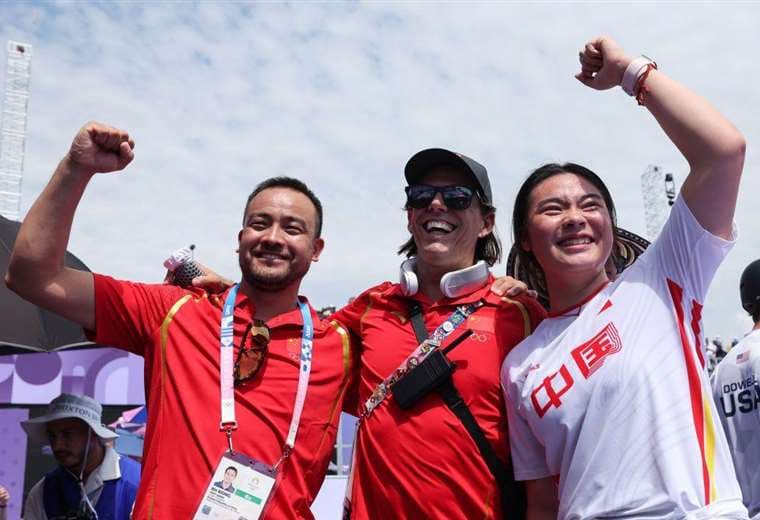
[238,187,324,292]
[522,172,614,293]
[406,167,494,272]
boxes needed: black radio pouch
[392,349,455,410]
[401,300,526,520]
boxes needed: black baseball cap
[740,259,760,317]
[404,148,493,207]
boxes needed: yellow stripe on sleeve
[702,391,718,503]
[501,297,532,338]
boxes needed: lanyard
[361,300,482,416]
[219,284,314,464]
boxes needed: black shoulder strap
[407,301,525,519]
[407,301,429,344]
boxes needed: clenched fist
[68,121,135,174]
[575,36,633,91]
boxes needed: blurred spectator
[0,485,9,520]
[711,258,760,519]
[318,305,337,319]
[20,394,140,520]
[705,340,718,375]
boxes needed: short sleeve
[331,283,392,338]
[514,293,547,335]
[331,283,394,415]
[502,366,552,481]
[325,318,361,417]
[86,274,195,355]
[647,195,736,302]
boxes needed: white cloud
[1,1,759,339]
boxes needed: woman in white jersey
[501,36,748,519]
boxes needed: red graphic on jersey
[571,322,622,378]
[531,365,575,418]
[690,300,705,368]
[667,278,712,505]
[598,299,613,314]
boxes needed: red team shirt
[87,274,356,519]
[333,276,545,519]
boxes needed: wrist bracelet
[621,56,656,96]
[635,63,657,106]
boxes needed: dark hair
[740,259,760,323]
[243,177,323,238]
[511,162,617,289]
[225,466,238,475]
[398,195,502,266]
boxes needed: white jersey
[712,329,760,519]
[502,196,747,520]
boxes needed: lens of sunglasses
[234,320,270,386]
[405,185,476,210]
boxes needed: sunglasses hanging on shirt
[233,320,270,387]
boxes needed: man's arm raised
[5,122,135,333]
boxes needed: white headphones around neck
[399,257,489,299]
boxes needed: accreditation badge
[193,452,277,520]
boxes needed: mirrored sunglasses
[405,184,479,210]
[233,320,270,387]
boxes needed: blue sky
[2,1,759,340]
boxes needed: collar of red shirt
[212,288,317,330]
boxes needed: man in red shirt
[194,148,545,518]
[334,149,545,519]
[6,122,356,519]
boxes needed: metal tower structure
[640,165,676,241]
[0,41,33,221]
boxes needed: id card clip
[221,421,238,454]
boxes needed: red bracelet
[635,62,658,106]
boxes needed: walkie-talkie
[392,329,473,410]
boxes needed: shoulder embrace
[494,293,547,328]
[354,280,396,301]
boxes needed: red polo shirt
[333,277,545,519]
[87,274,356,519]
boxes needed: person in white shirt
[501,36,748,519]
[712,259,760,519]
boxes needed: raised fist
[575,36,633,91]
[68,121,135,174]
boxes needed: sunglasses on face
[405,184,479,210]
[233,320,270,387]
